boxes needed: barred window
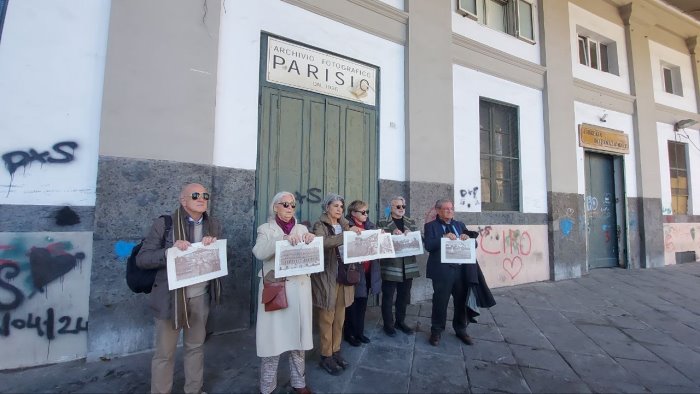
[668,141,689,214]
[480,98,520,211]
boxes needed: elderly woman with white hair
[252,191,315,394]
[311,193,361,376]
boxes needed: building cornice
[451,33,545,90]
[655,103,700,126]
[573,78,636,114]
[281,0,407,45]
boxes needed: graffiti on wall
[0,232,92,370]
[1,141,78,196]
[663,223,700,265]
[474,224,549,287]
[458,187,480,209]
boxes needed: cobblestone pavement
[3,262,700,393]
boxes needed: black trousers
[344,296,368,338]
[430,268,468,335]
[381,279,413,328]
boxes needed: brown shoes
[293,387,313,394]
[429,333,441,346]
[456,332,474,345]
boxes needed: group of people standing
[252,192,495,394]
[136,183,494,394]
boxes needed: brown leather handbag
[261,270,288,312]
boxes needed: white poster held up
[391,231,424,258]
[440,238,476,264]
[166,239,228,290]
[274,237,325,278]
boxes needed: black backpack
[126,215,172,294]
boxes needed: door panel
[585,152,618,269]
[256,87,378,230]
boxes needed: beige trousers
[151,294,209,394]
[316,284,346,357]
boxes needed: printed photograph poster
[376,233,396,259]
[440,238,476,264]
[274,237,324,278]
[391,231,424,258]
[166,239,228,290]
[343,229,384,263]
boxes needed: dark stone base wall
[548,192,587,280]
[638,197,664,268]
[88,156,255,359]
[0,205,95,232]
[626,197,643,269]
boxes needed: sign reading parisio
[579,123,629,154]
[266,37,377,106]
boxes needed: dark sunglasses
[191,192,210,201]
[277,202,297,209]
[355,210,369,215]
[394,205,406,209]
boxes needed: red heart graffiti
[503,256,523,279]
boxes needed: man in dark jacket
[424,198,494,347]
[377,196,420,337]
[136,183,222,394]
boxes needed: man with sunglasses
[136,183,223,394]
[377,196,420,337]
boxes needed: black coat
[424,219,496,308]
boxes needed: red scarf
[275,215,296,235]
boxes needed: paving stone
[463,339,516,365]
[615,358,697,388]
[410,351,467,393]
[576,324,659,361]
[360,344,413,375]
[605,314,650,330]
[645,343,700,385]
[509,344,576,376]
[466,359,530,393]
[560,351,638,383]
[499,326,554,350]
[413,327,465,357]
[582,378,651,393]
[562,311,614,326]
[4,263,700,394]
[344,367,410,394]
[520,367,591,393]
[467,322,504,342]
[621,327,685,347]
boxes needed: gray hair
[435,198,453,209]
[269,191,296,219]
[389,196,405,206]
[322,193,345,212]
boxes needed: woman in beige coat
[311,193,360,375]
[252,191,314,394]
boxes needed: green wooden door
[256,86,378,231]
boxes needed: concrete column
[540,0,587,280]
[620,1,664,268]
[687,36,700,113]
[405,0,455,184]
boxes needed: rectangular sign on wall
[266,36,377,106]
[579,123,629,154]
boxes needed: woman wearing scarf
[311,193,361,375]
[343,200,382,346]
[253,191,314,394]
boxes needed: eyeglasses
[277,202,297,209]
[354,210,369,215]
[394,205,406,209]
[191,192,210,201]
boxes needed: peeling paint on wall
[663,223,700,265]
